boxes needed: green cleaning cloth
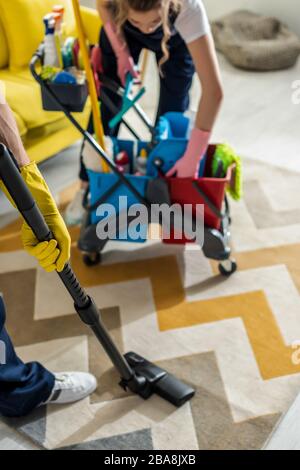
[212,143,243,201]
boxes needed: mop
[71,0,109,173]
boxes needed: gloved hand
[166,128,211,178]
[104,22,138,86]
[0,162,71,272]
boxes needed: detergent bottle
[135,148,148,176]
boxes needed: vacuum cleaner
[0,143,195,407]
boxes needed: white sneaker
[64,189,85,226]
[43,372,97,406]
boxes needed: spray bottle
[43,14,59,67]
[53,13,64,68]
[52,5,66,45]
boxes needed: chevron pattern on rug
[0,158,300,450]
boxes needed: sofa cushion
[0,69,65,129]
[0,17,8,68]
[81,6,102,45]
[0,0,76,71]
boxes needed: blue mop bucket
[87,139,150,243]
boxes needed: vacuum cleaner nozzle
[123,352,195,407]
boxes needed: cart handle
[30,46,45,86]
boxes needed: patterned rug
[1,157,300,450]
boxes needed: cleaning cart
[30,42,239,277]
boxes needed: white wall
[81,0,300,35]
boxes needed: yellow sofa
[0,0,102,163]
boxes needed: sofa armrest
[80,6,102,45]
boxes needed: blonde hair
[110,0,182,73]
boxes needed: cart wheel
[83,253,102,267]
[218,259,237,277]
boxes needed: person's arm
[0,93,71,273]
[0,95,29,167]
[96,0,115,26]
[188,34,223,132]
[96,0,138,85]
[167,34,223,178]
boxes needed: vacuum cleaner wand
[0,144,195,407]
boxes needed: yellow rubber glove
[0,162,71,272]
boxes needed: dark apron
[97,9,195,137]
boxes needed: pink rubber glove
[166,128,211,178]
[104,22,138,86]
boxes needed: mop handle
[71,0,109,173]
[0,144,89,309]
